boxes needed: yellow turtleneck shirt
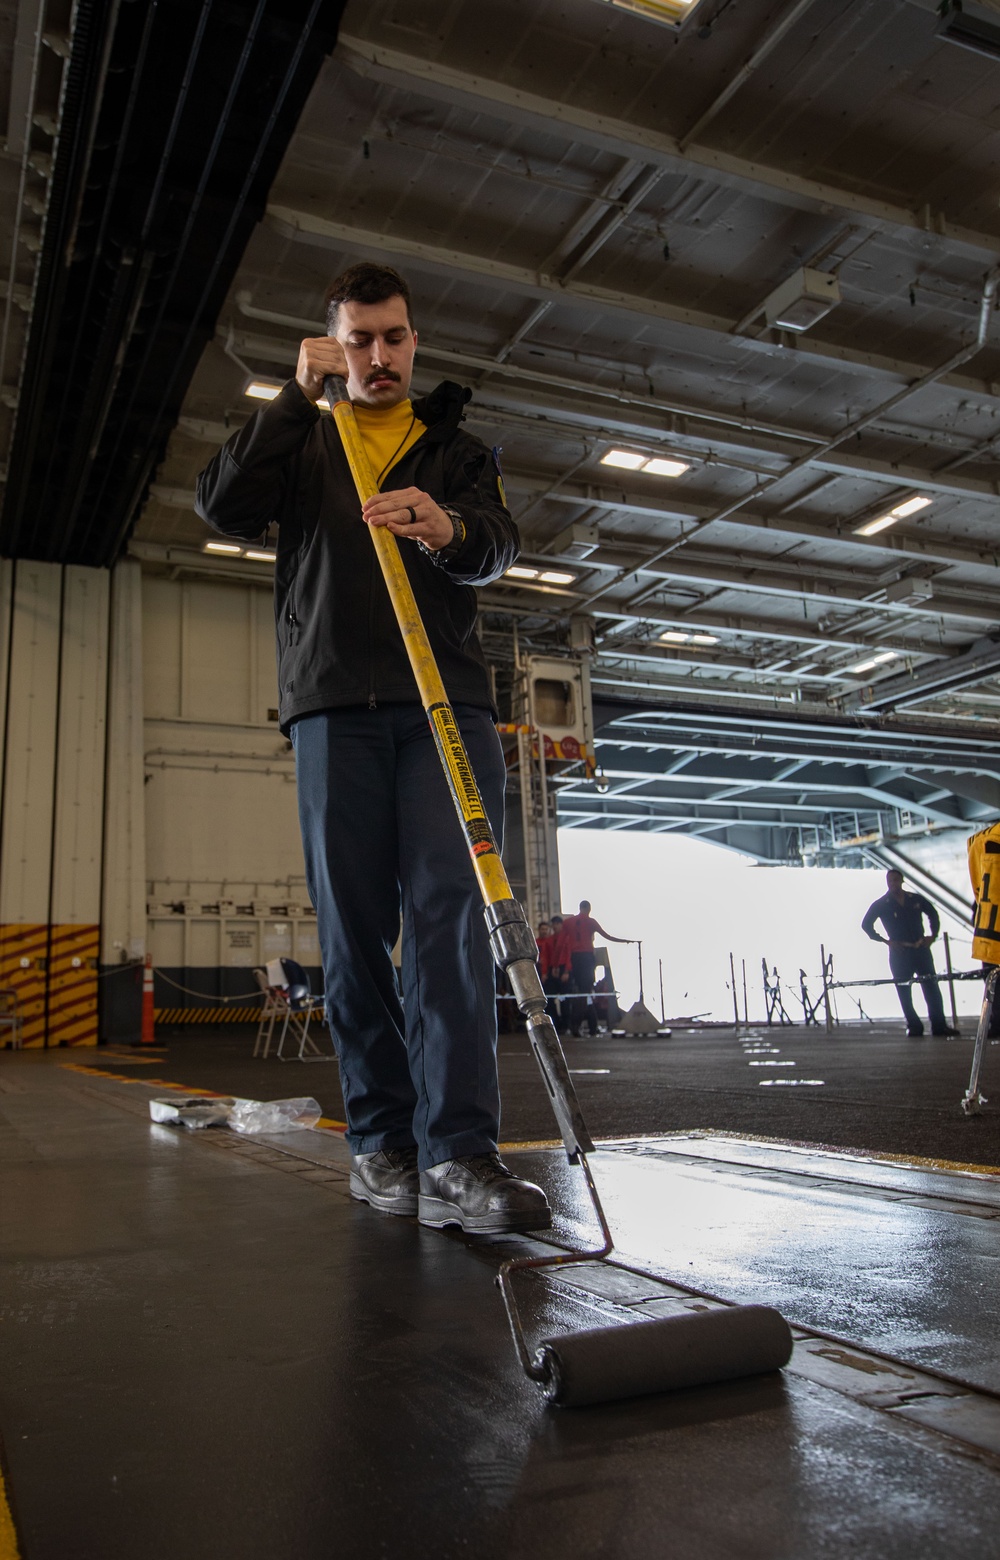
[351,398,427,490]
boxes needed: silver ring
[406,506,417,525]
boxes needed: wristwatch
[421,505,466,562]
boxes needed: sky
[556,830,979,1025]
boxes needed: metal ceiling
[7,0,1000,855]
[0,0,345,565]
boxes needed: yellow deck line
[61,1064,348,1133]
[0,1463,21,1560]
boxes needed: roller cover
[537,1304,793,1408]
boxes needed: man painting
[196,262,550,1234]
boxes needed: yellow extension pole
[329,386,513,909]
[325,375,593,1165]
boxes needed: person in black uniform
[861,869,958,1036]
[195,261,550,1235]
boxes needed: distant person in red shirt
[536,917,567,1033]
[536,920,553,979]
[562,900,634,1036]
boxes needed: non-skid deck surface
[3,1054,1000,1557]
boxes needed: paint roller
[324,374,793,1407]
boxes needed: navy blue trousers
[291,703,506,1169]
[888,944,948,1033]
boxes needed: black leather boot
[349,1147,420,1216]
[418,1154,551,1234]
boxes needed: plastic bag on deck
[227,1097,322,1134]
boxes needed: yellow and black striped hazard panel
[0,923,99,1048]
[154,1006,262,1025]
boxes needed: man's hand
[362,486,455,552]
[295,336,349,402]
[919,935,934,948]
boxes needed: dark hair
[324,262,414,332]
[580,900,591,912]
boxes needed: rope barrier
[151,969,266,1003]
[828,969,987,991]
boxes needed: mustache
[364,368,401,386]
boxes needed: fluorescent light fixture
[204,541,243,555]
[890,495,932,518]
[244,549,276,563]
[643,457,689,478]
[854,494,933,536]
[848,652,895,675]
[538,569,576,585]
[505,565,539,580]
[690,633,719,645]
[660,630,689,643]
[608,0,699,25]
[601,448,647,470]
[244,380,282,401]
[853,513,899,538]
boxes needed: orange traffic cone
[141,954,155,1046]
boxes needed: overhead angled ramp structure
[557,698,1000,886]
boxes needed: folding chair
[271,958,334,1063]
[252,967,285,1058]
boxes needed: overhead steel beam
[503,472,1000,576]
[572,543,999,626]
[566,751,997,798]
[224,318,1000,508]
[560,767,980,828]
[488,522,999,629]
[557,784,968,828]
[557,797,834,826]
[265,204,1000,398]
[335,35,1000,265]
[484,406,1000,507]
[479,586,961,660]
[592,703,1000,773]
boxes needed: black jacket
[861,890,940,944]
[194,379,518,732]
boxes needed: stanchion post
[658,958,666,1026]
[741,958,749,1025]
[943,932,959,1031]
[729,951,740,1029]
[141,954,155,1047]
[820,943,833,1034]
